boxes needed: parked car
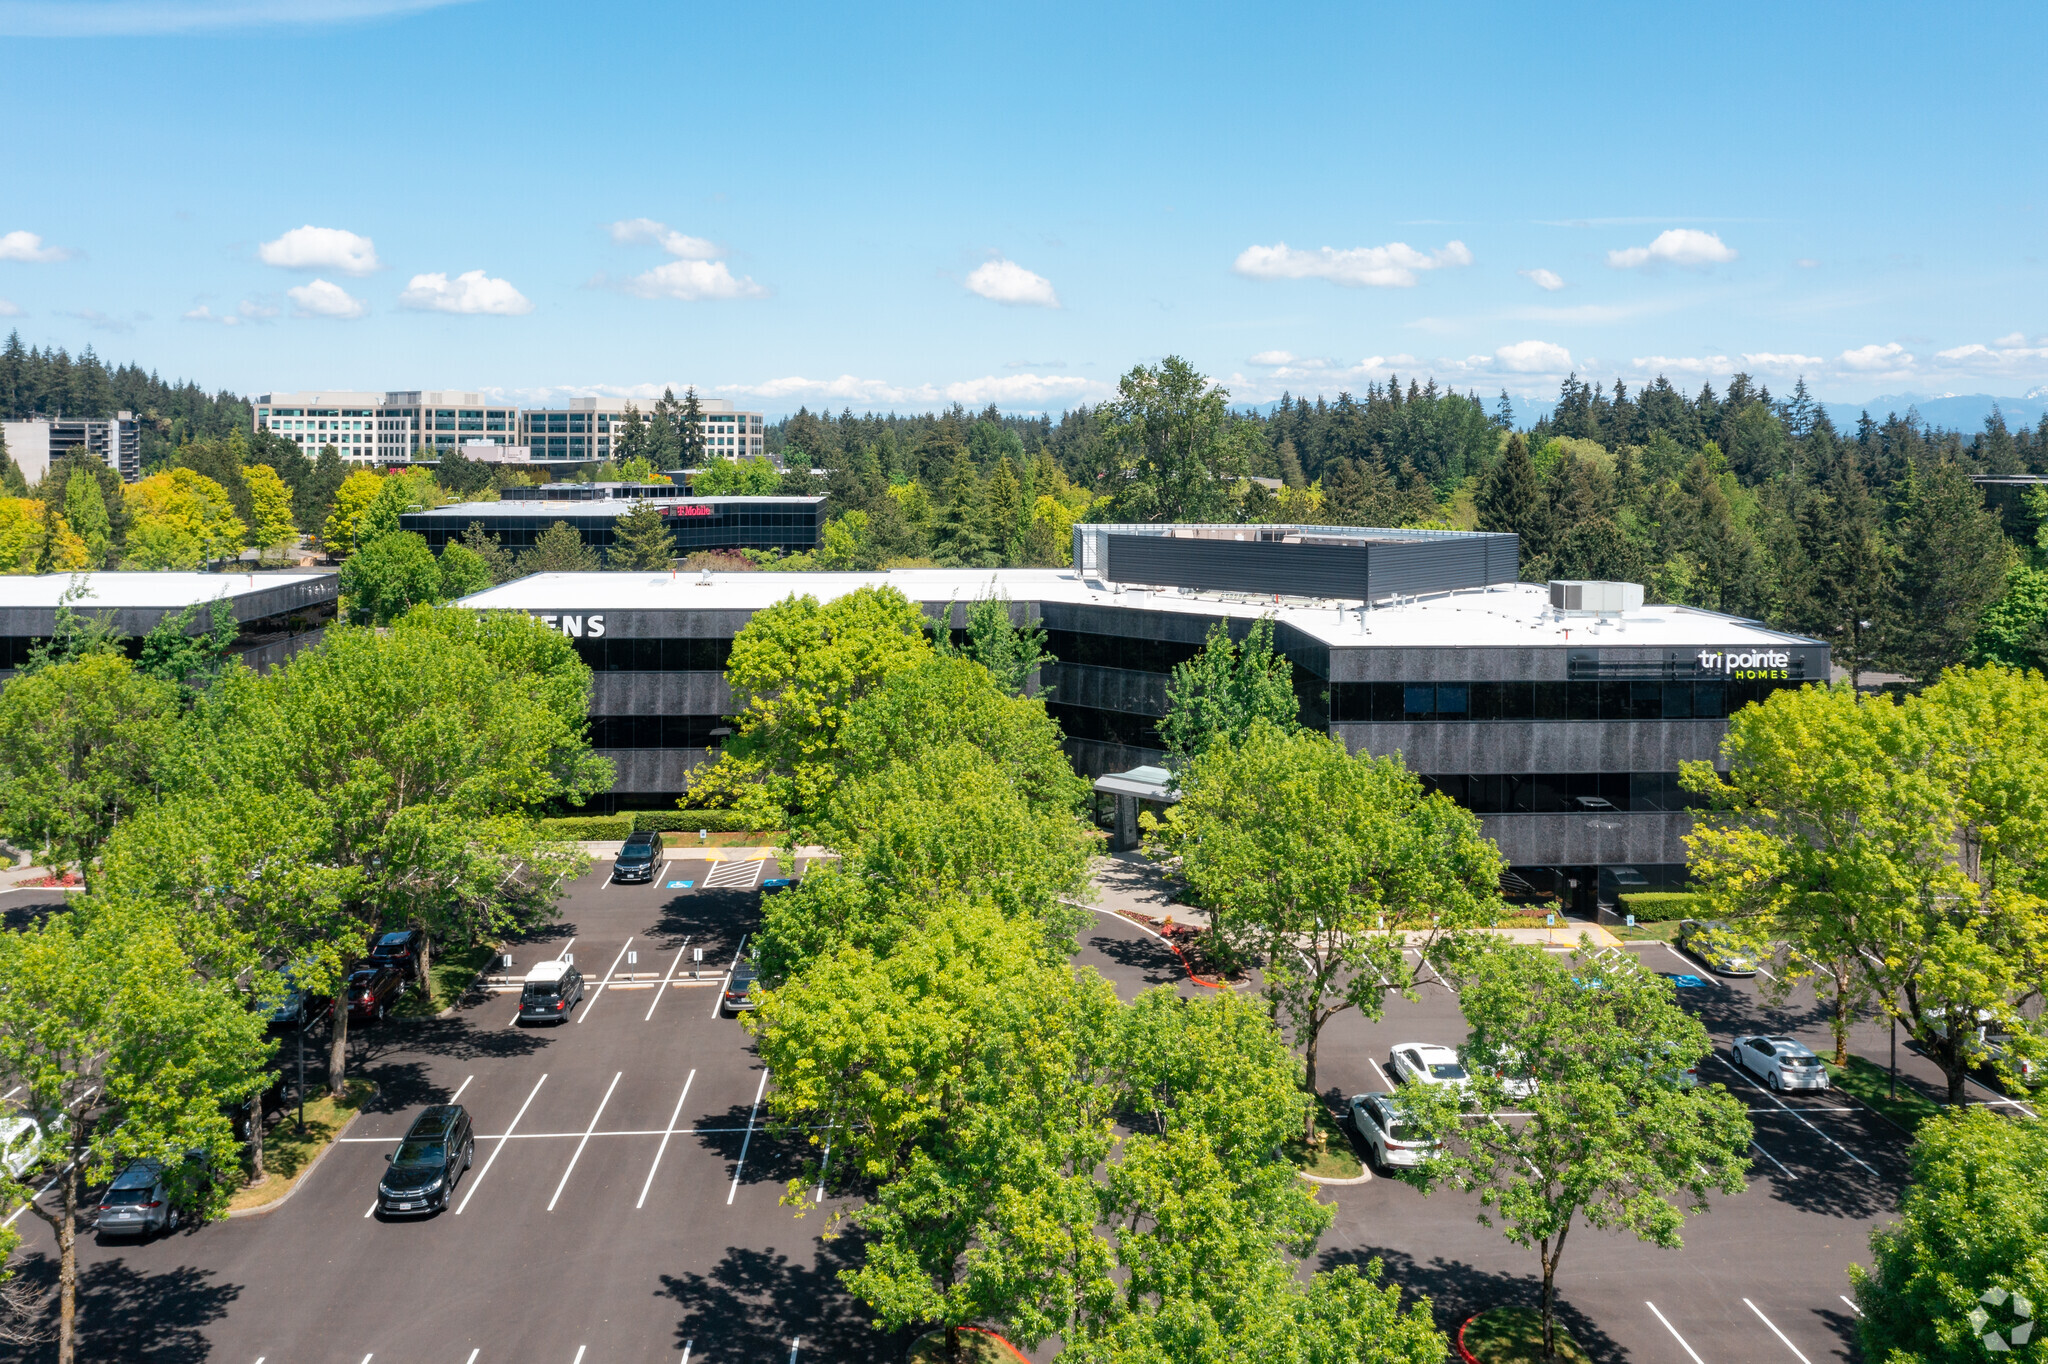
[723,961,761,1014]
[368,929,426,981]
[612,831,665,884]
[1390,1042,1469,1091]
[517,960,585,1024]
[345,965,406,1023]
[1462,1040,1538,1100]
[95,1151,212,1239]
[1676,919,1759,977]
[267,964,332,1031]
[0,1112,63,1180]
[1347,1091,1437,1171]
[1732,1034,1830,1091]
[1981,1035,2043,1089]
[377,1103,474,1216]
[1638,1041,1700,1090]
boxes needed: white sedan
[1390,1042,1470,1091]
[1732,1034,1831,1092]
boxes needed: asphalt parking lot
[4,877,1972,1363]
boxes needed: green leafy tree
[1157,616,1300,769]
[460,520,520,584]
[678,386,707,465]
[319,468,387,558]
[1156,722,1504,1143]
[519,520,602,572]
[0,901,272,1364]
[122,468,247,568]
[950,584,1052,697]
[1851,1108,2048,1363]
[135,598,239,701]
[683,585,933,824]
[339,530,446,625]
[613,403,652,465]
[243,462,299,561]
[1968,563,2048,672]
[607,500,677,569]
[691,454,782,495]
[1097,357,1255,523]
[19,578,124,670]
[436,540,494,598]
[1475,433,1547,552]
[214,608,610,1091]
[0,426,26,497]
[1405,944,1751,1364]
[296,444,348,535]
[0,653,176,882]
[1683,668,2048,1104]
[61,467,112,568]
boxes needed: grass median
[1823,1053,1942,1133]
[1460,1307,1593,1364]
[398,942,501,1018]
[228,1079,375,1213]
[1287,1106,1364,1180]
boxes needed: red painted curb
[1113,910,1227,988]
[1455,1313,1482,1364]
[961,1325,1032,1362]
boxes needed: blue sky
[3,0,2045,417]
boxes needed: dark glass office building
[401,495,824,558]
[461,525,1826,917]
[0,571,337,676]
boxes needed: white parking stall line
[467,1352,480,1364]
[1749,1138,1790,1176]
[637,1069,697,1209]
[361,1355,374,1364]
[576,937,636,1023]
[547,1070,622,1211]
[815,1135,832,1203]
[556,936,577,960]
[1967,1072,2039,1118]
[6,1159,76,1227]
[1744,1298,1815,1364]
[681,1343,693,1364]
[646,939,691,1022]
[456,1074,547,1214]
[1714,1055,1879,1176]
[451,1074,474,1103]
[1840,1295,1862,1316]
[712,935,749,1018]
[363,1198,376,1218]
[728,1068,770,1205]
[1645,1301,1706,1364]
[572,1347,586,1364]
[788,1338,802,1362]
[1370,1058,1393,1088]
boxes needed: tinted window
[102,1186,153,1205]
[392,1140,444,1165]
[522,982,558,999]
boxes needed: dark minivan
[377,1104,474,1215]
[612,830,665,884]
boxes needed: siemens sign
[1696,648,1792,679]
[531,613,606,637]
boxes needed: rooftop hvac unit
[1548,580,1643,615]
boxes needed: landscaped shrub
[632,809,773,834]
[1618,891,1701,921]
[538,814,632,840]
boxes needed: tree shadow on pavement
[1080,929,1185,991]
[1318,1247,1624,1364]
[13,1255,240,1364]
[657,1237,914,1363]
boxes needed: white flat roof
[458,569,1820,651]
[0,572,335,609]
[419,496,823,517]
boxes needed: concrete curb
[225,1102,367,1219]
[1298,1167,1373,1186]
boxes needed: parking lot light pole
[1890,1015,1897,1100]
[297,1018,306,1132]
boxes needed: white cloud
[1606,228,1737,269]
[608,218,721,260]
[625,259,766,302]
[1519,268,1565,291]
[287,278,366,319]
[1994,332,2028,348]
[1936,343,1993,362]
[1629,354,1735,375]
[1249,350,1296,366]
[1740,352,1825,370]
[964,258,1060,308]
[1838,342,1913,372]
[1494,340,1574,373]
[1233,239,1472,288]
[0,299,17,316]
[259,225,379,275]
[182,299,275,325]
[709,372,1111,410]
[0,230,74,263]
[399,269,532,315]
[610,220,765,301]
[1795,258,1821,269]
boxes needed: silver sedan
[1732,1034,1831,1091]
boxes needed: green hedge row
[536,811,782,840]
[1618,891,1702,922]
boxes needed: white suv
[1732,1034,1830,1091]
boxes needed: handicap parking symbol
[667,879,694,889]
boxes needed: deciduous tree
[1157,617,1299,769]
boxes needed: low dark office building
[463,523,1826,916]
[0,571,338,677]
[401,494,824,559]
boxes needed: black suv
[377,1104,474,1216]
[612,831,665,884]
[369,929,426,981]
